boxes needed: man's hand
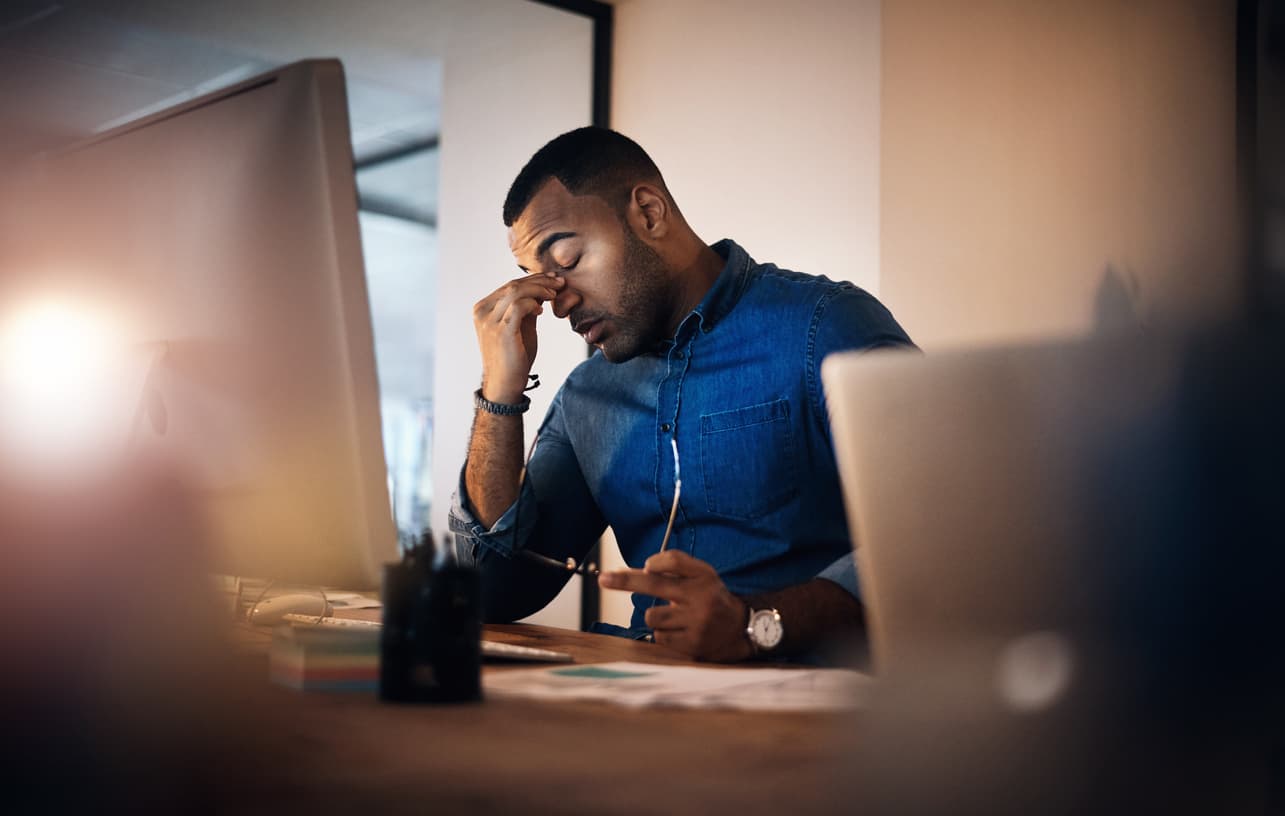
[472,273,565,404]
[599,550,752,662]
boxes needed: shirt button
[673,351,684,360]
[660,423,672,433]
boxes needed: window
[356,135,439,547]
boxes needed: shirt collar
[682,238,755,339]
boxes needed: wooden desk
[218,622,855,815]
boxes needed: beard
[576,225,677,363]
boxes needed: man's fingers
[498,297,545,328]
[644,604,684,631]
[484,281,560,324]
[651,627,693,655]
[475,276,562,321]
[643,549,717,578]
[598,568,688,603]
[483,289,551,335]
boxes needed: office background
[0,0,1272,633]
[604,0,1249,628]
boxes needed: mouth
[572,317,606,345]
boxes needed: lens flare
[0,299,135,473]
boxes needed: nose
[551,288,580,320]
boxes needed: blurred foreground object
[836,323,1283,814]
[0,453,251,811]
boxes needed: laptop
[820,337,1182,673]
[822,333,1283,811]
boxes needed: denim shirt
[450,239,914,634]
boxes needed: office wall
[611,0,883,290]
[881,0,1240,349]
[431,2,594,629]
[603,0,883,626]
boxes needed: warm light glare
[0,299,135,472]
[2,301,117,392]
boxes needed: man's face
[508,179,674,363]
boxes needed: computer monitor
[0,60,398,589]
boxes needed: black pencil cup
[380,558,481,703]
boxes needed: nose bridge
[552,286,579,318]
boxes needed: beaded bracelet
[474,388,530,415]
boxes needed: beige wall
[881,0,1240,349]
[612,0,883,291]
[604,0,883,626]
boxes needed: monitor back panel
[6,61,397,588]
[821,339,1182,671]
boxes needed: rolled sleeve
[445,387,608,623]
[816,552,861,601]
[448,465,540,565]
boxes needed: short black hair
[502,127,667,227]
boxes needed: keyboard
[280,613,574,663]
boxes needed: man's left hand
[599,550,752,662]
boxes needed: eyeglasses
[516,432,600,577]
[642,438,682,639]
[517,433,683,577]
[658,436,681,553]
[521,548,600,577]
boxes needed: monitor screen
[0,60,398,589]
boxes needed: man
[449,127,913,662]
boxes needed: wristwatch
[745,606,784,654]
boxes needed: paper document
[483,661,870,712]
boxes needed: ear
[626,183,670,240]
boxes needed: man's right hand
[471,273,565,404]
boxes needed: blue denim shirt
[450,239,914,635]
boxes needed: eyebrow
[537,231,577,258]
[519,231,578,273]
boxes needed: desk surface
[218,621,855,815]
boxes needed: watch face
[750,610,783,649]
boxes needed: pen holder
[380,560,481,703]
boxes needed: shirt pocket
[699,398,798,520]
